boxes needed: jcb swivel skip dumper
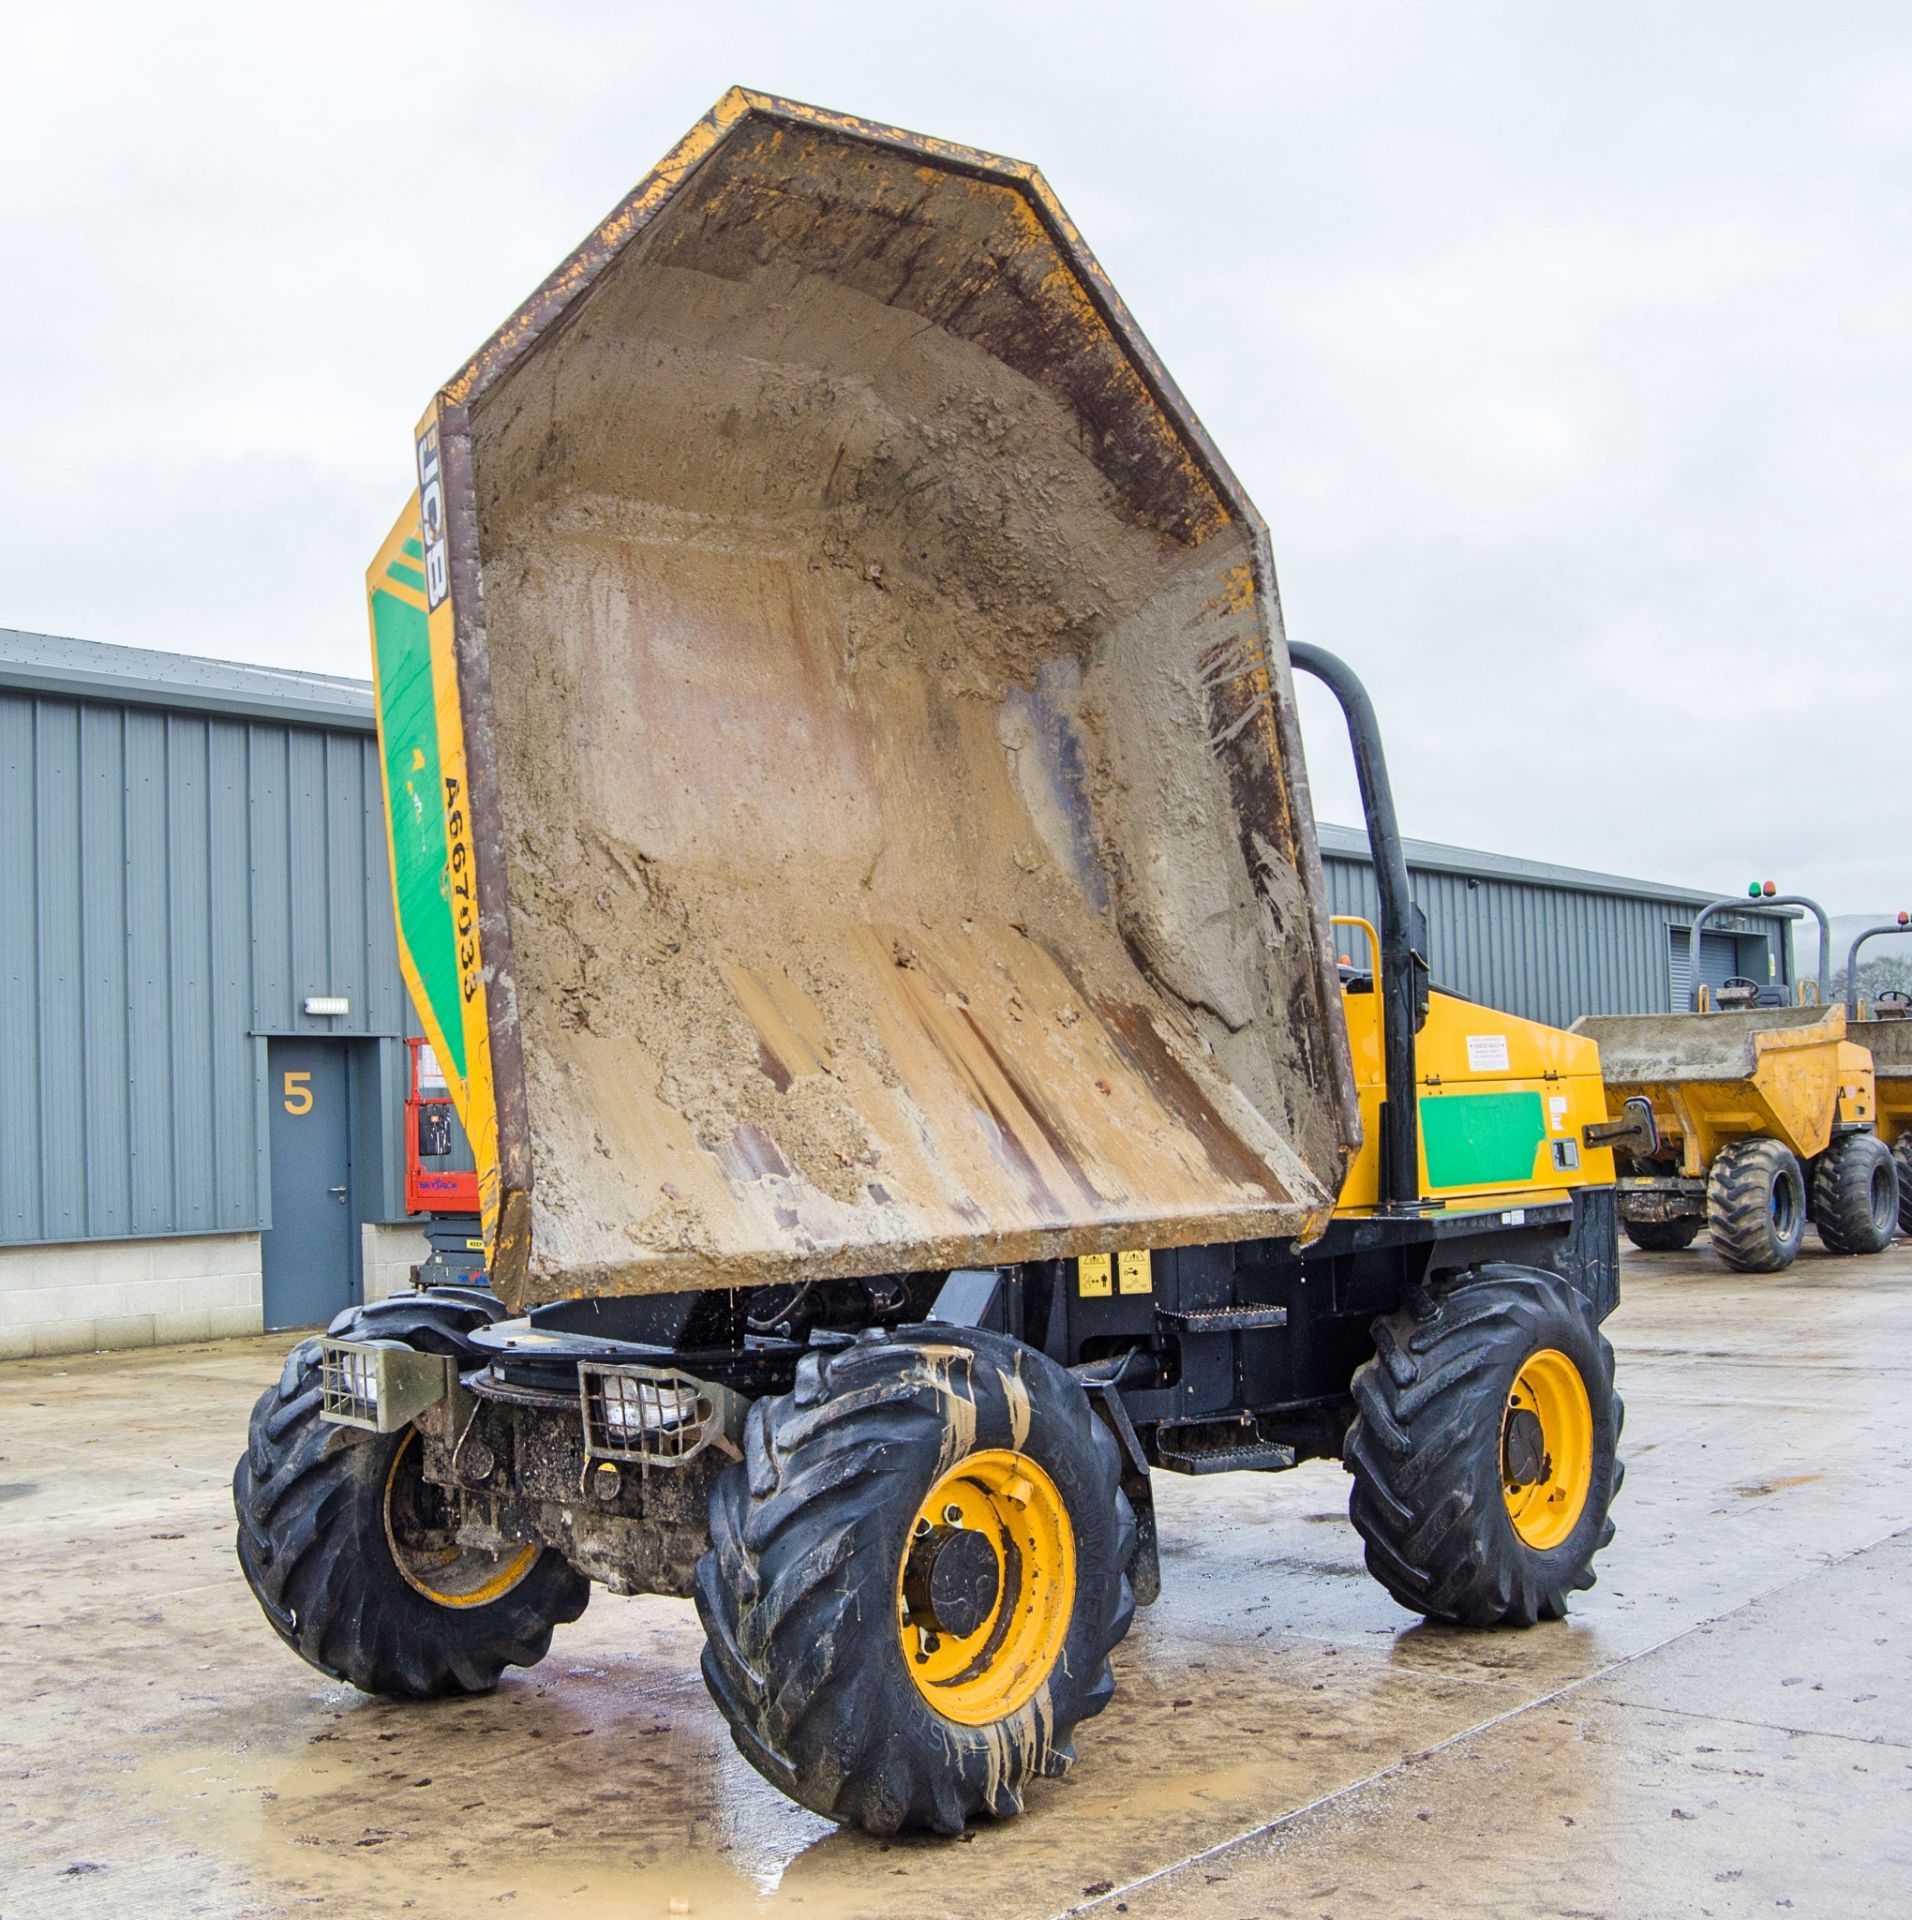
[234,92,1625,1834]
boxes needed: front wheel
[233,1295,589,1697]
[1896,1136,1912,1236]
[694,1327,1135,1835]
[1344,1265,1622,1627]
[1706,1136,1806,1272]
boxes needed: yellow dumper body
[1571,1005,1874,1175]
[1333,921,1613,1212]
[365,91,1359,1309]
[1852,1016,1912,1151]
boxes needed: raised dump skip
[370,91,1357,1306]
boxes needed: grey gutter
[0,628,375,734]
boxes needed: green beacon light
[1747,882,1761,897]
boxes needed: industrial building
[0,627,1796,1359]
[1316,823,1796,1028]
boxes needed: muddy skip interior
[463,120,1352,1299]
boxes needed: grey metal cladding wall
[0,689,408,1246]
[1320,854,1767,1029]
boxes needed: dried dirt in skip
[460,173,1345,1298]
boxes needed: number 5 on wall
[283,1071,313,1115]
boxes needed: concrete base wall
[362,1223,430,1305]
[0,1232,264,1360]
[0,1222,436,1359]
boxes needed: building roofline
[0,628,375,734]
[1316,820,1797,919]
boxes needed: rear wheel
[1706,1137,1806,1273]
[1344,1265,1622,1627]
[233,1291,589,1697]
[1622,1214,1702,1253]
[1896,1137,1912,1236]
[1813,1133,1899,1255]
[694,1327,1135,1834]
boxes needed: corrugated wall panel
[0,699,39,1238]
[207,720,256,1229]
[167,715,216,1231]
[33,702,86,1239]
[248,726,291,1034]
[1,687,417,1248]
[79,704,131,1235]
[124,709,176,1235]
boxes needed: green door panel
[1420,1090,1547,1189]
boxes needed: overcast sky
[4,3,1907,913]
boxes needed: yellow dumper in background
[1576,895,1899,1270]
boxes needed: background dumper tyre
[1897,1136,1912,1236]
[694,1326,1136,1836]
[1705,1136,1808,1273]
[1622,1214,1703,1253]
[1343,1264,1622,1627]
[1813,1132,1900,1255]
[233,1291,589,1697]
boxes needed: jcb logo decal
[416,423,450,608]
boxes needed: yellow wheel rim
[383,1429,539,1609]
[896,1449,1075,1726]
[1501,1347,1594,1551]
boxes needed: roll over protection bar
[1287,644,1431,1213]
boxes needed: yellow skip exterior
[364,409,503,1269]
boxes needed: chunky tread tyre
[1622,1215,1703,1253]
[1706,1137,1807,1273]
[1344,1265,1622,1628]
[1896,1137,1912,1237]
[233,1290,588,1697]
[1813,1133,1899,1255]
[694,1326,1135,1835]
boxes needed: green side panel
[1420,1091,1547,1189]
[370,588,467,1078]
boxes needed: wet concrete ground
[4,1243,1909,1918]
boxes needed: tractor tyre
[694,1326,1136,1835]
[1897,1137,1912,1236]
[234,1291,589,1697]
[1705,1137,1807,1273]
[1813,1133,1899,1255]
[1622,1214,1703,1253]
[1344,1264,1622,1628]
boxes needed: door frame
[257,1034,365,1318]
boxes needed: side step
[1154,1305,1289,1334]
[1156,1437,1297,1475]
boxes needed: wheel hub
[895,1449,1076,1726]
[1501,1406,1548,1488]
[1500,1348,1595,1552]
[903,1523,1001,1639]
